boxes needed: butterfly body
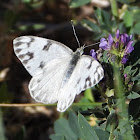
[13,36,104,112]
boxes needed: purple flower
[122,55,128,64]
[90,49,97,60]
[115,42,119,48]
[124,73,127,78]
[124,40,134,54]
[99,30,134,65]
[99,34,113,51]
[116,29,120,39]
[121,34,133,46]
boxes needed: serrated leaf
[78,113,99,140]
[69,0,91,8]
[80,19,101,33]
[127,92,140,99]
[54,118,77,140]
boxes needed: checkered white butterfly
[13,30,104,112]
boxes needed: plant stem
[0,102,102,107]
[113,65,134,140]
[109,124,115,140]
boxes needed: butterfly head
[75,45,85,55]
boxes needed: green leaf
[133,9,140,22]
[68,112,82,138]
[80,19,101,33]
[127,92,140,99]
[94,8,104,25]
[105,110,118,129]
[102,10,111,27]
[110,0,118,17]
[94,128,109,140]
[54,118,77,140]
[69,0,91,8]
[132,74,140,82]
[105,88,114,97]
[50,134,65,140]
[78,113,99,140]
[123,10,133,27]
[133,22,140,35]
[118,119,134,140]
[124,66,131,74]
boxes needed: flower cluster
[90,30,134,64]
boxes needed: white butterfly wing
[57,55,104,112]
[29,57,71,104]
[13,36,104,112]
[13,36,73,76]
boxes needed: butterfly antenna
[83,42,100,49]
[71,20,81,48]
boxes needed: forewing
[13,36,73,76]
[28,57,71,104]
[57,55,104,112]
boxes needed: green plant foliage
[123,10,133,27]
[133,22,140,34]
[69,0,91,8]
[50,112,110,140]
[127,91,140,99]
[53,118,78,140]
[68,112,82,138]
[78,113,109,140]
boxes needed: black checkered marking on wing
[18,51,34,65]
[39,61,45,69]
[84,76,92,89]
[43,40,52,51]
[27,37,35,48]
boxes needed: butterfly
[13,36,104,112]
